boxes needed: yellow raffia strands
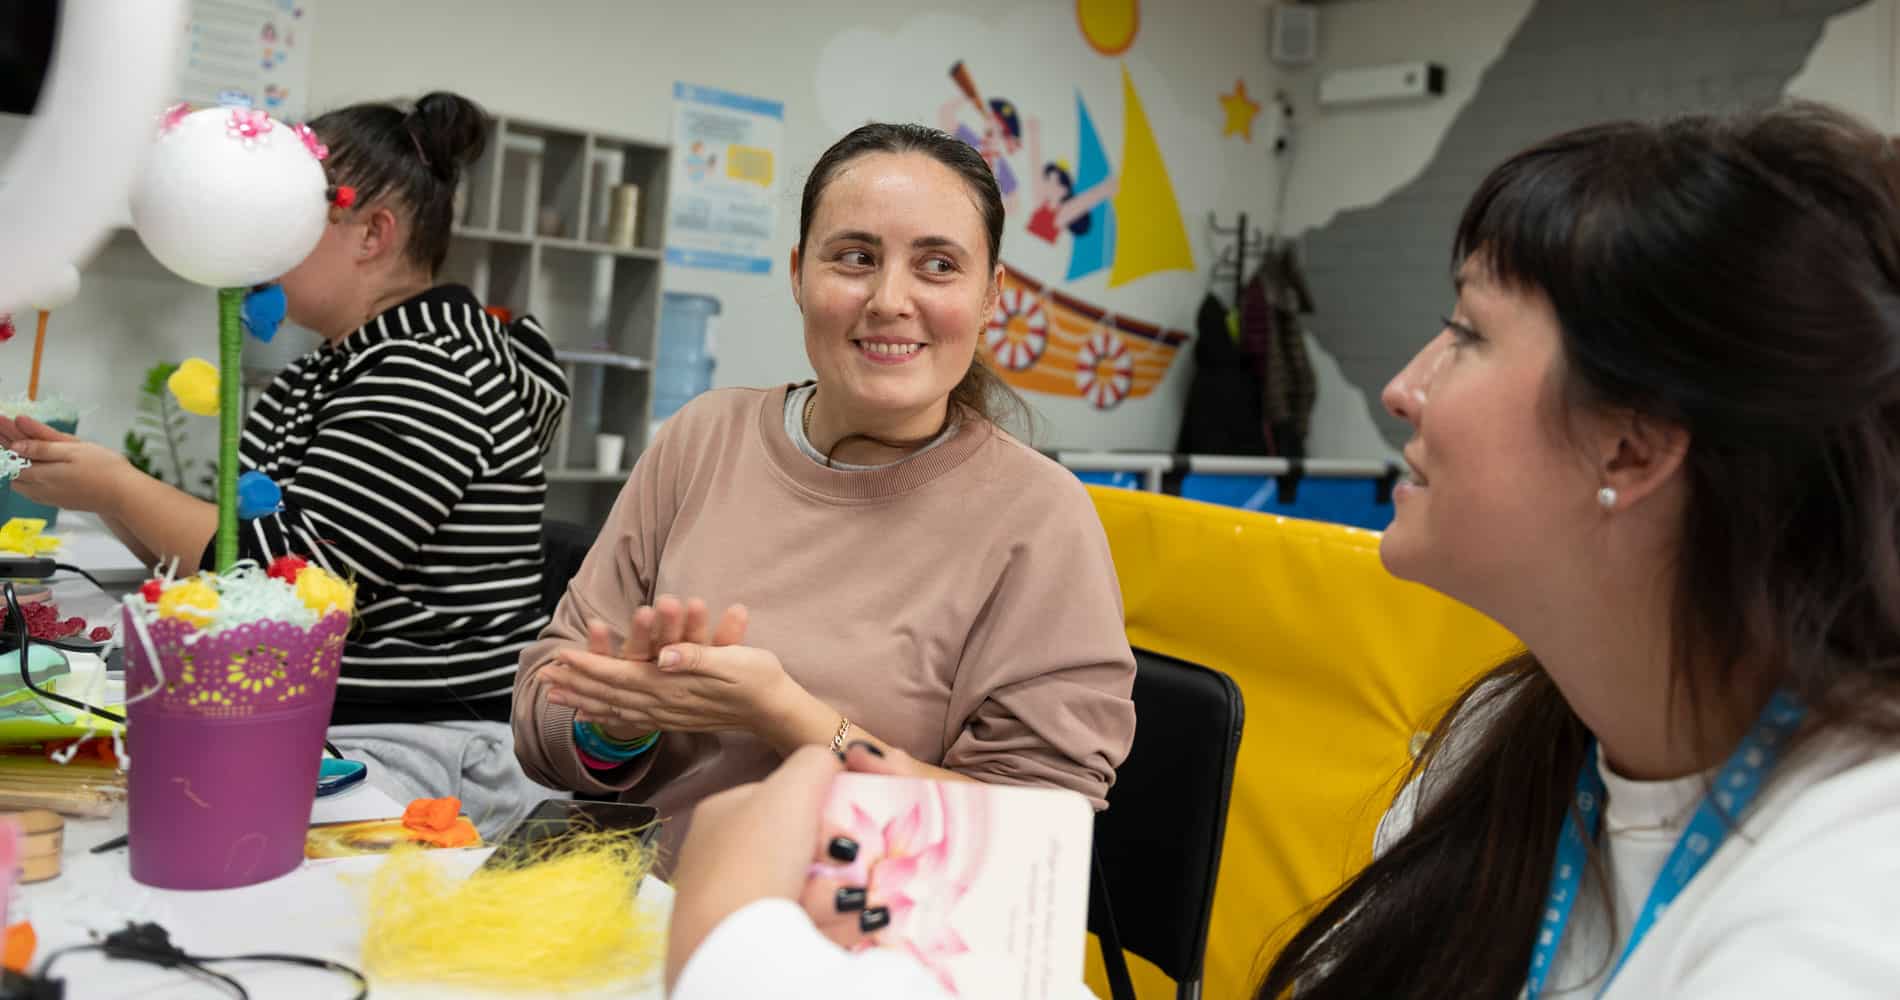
[0,518,58,556]
[362,829,662,992]
[293,565,354,616]
[156,577,220,627]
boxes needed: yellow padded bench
[1081,487,1518,999]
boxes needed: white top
[783,383,959,471]
[1377,730,1900,998]
[673,898,1102,1000]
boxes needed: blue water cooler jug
[653,293,720,435]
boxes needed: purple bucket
[123,605,350,890]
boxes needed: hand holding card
[803,768,1094,999]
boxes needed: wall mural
[924,1,1196,411]
[815,2,1238,419]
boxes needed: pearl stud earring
[1597,486,1618,511]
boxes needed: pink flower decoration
[838,783,989,995]
[159,102,191,135]
[292,122,327,161]
[225,109,274,146]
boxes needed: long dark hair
[1257,101,1900,999]
[797,122,1031,445]
[309,91,487,275]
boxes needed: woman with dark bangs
[651,100,1900,1000]
[1256,101,1900,998]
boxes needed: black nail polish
[835,887,867,912]
[826,836,859,863]
[847,740,885,758]
[860,906,890,933]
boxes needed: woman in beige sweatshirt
[512,122,1137,861]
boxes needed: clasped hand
[541,594,797,739]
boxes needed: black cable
[36,923,368,1000]
[38,941,247,999]
[207,952,367,996]
[3,582,124,725]
[50,562,106,594]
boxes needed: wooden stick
[27,310,47,401]
[0,784,119,818]
[0,768,124,788]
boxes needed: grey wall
[1302,0,1869,448]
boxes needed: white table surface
[21,535,676,998]
[24,782,674,999]
[40,512,148,589]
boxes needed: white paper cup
[596,433,626,473]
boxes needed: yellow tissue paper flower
[167,358,221,417]
[295,565,355,616]
[158,577,220,627]
[0,518,59,556]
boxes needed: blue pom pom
[236,470,284,520]
[242,284,288,343]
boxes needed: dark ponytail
[308,90,488,274]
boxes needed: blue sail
[1066,91,1115,281]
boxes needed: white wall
[1267,0,1535,461]
[25,0,1886,467]
[6,0,1290,461]
[1788,0,1898,131]
[1275,0,1537,237]
[1261,0,1895,461]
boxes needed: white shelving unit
[441,112,671,527]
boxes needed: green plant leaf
[123,430,156,478]
[141,362,178,396]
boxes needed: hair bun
[408,91,488,179]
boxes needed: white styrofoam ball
[25,264,80,312]
[129,108,329,289]
[0,0,185,314]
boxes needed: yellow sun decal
[1077,0,1139,57]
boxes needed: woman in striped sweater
[1,92,569,832]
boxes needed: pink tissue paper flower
[159,102,191,135]
[226,109,273,146]
[292,122,327,162]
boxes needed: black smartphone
[481,798,662,870]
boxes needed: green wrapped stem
[217,286,243,572]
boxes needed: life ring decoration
[985,286,1049,371]
[1075,324,1134,409]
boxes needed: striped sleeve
[497,312,568,457]
[233,340,492,586]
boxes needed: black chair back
[539,519,594,620]
[1089,647,1244,1000]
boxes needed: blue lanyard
[1524,690,1806,999]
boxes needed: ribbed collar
[1599,752,1710,837]
[327,284,485,358]
[756,383,992,502]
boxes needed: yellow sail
[1107,65,1195,287]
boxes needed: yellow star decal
[1220,79,1262,142]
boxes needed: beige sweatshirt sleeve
[941,475,1137,810]
[512,417,678,796]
